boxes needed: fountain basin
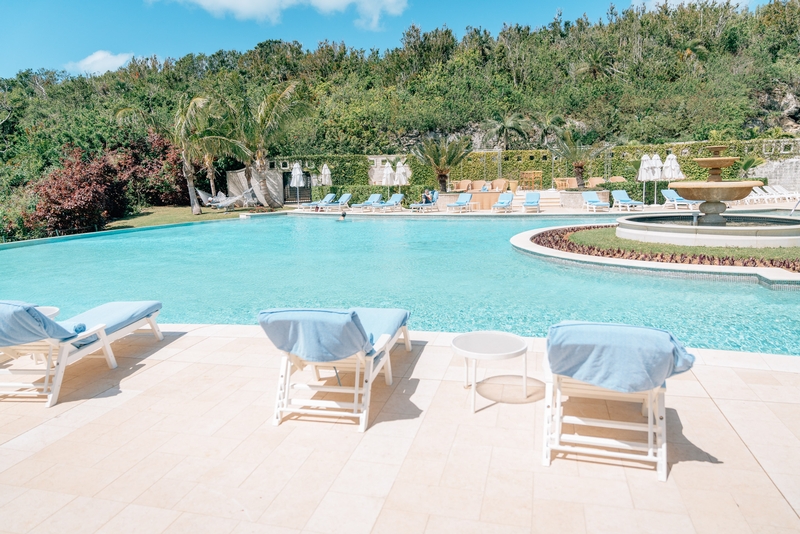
[669,181,763,202]
[616,214,800,248]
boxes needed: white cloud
[164,0,407,30]
[65,51,134,74]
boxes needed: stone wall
[750,158,800,191]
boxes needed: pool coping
[510,224,800,291]
[0,211,288,250]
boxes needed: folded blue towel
[258,308,409,363]
[73,323,86,334]
[0,301,76,346]
[546,321,695,393]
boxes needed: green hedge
[285,138,792,195]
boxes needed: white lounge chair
[0,301,163,407]
[410,191,439,212]
[447,193,472,213]
[661,189,701,210]
[542,321,695,481]
[582,191,610,212]
[491,192,514,213]
[258,307,411,431]
[319,193,352,212]
[521,192,541,213]
[774,185,800,201]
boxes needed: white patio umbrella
[636,155,653,205]
[381,162,394,197]
[394,163,409,192]
[290,162,304,205]
[660,154,685,181]
[320,164,332,186]
[650,154,664,205]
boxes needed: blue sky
[0,0,758,78]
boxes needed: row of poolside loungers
[1,300,695,481]
[297,192,544,213]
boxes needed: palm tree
[548,131,609,188]
[678,39,709,62]
[735,156,765,178]
[482,112,531,149]
[529,111,564,148]
[213,82,309,207]
[117,95,240,215]
[412,136,472,192]
[575,49,623,79]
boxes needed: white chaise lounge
[258,307,411,432]
[0,300,164,406]
[542,321,695,481]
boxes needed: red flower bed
[532,225,800,273]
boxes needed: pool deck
[1,325,800,533]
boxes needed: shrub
[30,148,127,234]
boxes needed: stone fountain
[668,145,762,225]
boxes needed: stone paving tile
[1,327,799,534]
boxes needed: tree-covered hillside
[1,1,800,238]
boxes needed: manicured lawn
[570,227,800,261]
[106,206,250,229]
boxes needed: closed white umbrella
[636,155,652,206]
[650,154,664,205]
[661,154,685,181]
[321,164,332,186]
[290,162,304,205]
[394,163,409,190]
[382,162,394,197]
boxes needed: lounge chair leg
[383,348,393,386]
[657,391,668,482]
[46,345,71,408]
[98,330,117,369]
[359,358,373,432]
[542,379,554,466]
[402,326,412,351]
[273,355,289,426]
[147,316,164,341]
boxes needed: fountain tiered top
[669,145,762,225]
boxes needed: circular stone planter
[616,214,800,248]
[560,190,609,209]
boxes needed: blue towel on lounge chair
[258,307,410,363]
[546,321,695,393]
[0,300,162,348]
[0,301,76,346]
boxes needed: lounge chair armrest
[71,323,106,342]
[371,333,393,355]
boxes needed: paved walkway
[1,325,799,533]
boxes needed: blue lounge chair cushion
[523,193,540,205]
[0,300,162,348]
[0,301,76,346]
[546,321,695,393]
[611,191,642,205]
[59,301,162,347]
[258,307,409,363]
[302,194,336,207]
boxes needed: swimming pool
[2,215,799,355]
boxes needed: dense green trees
[2,1,800,238]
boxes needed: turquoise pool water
[1,215,799,355]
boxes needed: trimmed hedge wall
[283,154,371,186]
[286,139,794,204]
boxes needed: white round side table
[451,331,530,412]
[35,306,60,319]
